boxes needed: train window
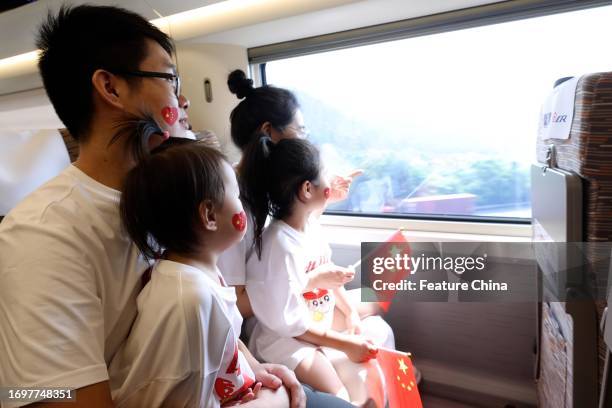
[262,5,612,222]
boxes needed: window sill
[320,214,532,250]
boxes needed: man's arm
[233,387,290,408]
[28,381,113,408]
[238,341,306,408]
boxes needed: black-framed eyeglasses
[113,70,181,97]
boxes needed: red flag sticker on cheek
[323,187,331,199]
[232,211,247,232]
[161,106,178,125]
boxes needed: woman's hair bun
[227,69,255,99]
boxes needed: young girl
[109,129,290,407]
[220,69,369,323]
[241,137,392,405]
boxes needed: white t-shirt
[0,165,148,407]
[109,260,255,408]
[246,219,335,367]
[217,214,255,286]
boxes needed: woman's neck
[165,250,218,273]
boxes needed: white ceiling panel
[0,0,503,61]
[188,0,503,47]
[0,0,226,60]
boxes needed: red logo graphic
[232,211,247,232]
[226,345,241,375]
[305,256,330,273]
[161,106,178,125]
[303,288,329,301]
[214,378,235,400]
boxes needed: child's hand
[222,382,262,406]
[343,336,378,363]
[345,310,362,335]
[308,264,354,290]
[328,169,364,203]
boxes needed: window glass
[264,5,612,219]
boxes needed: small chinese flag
[368,229,411,312]
[368,348,423,408]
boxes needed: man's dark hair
[120,135,228,260]
[36,5,175,141]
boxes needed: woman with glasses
[227,69,308,147]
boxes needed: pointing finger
[347,169,364,179]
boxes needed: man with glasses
[0,5,315,408]
[112,69,182,101]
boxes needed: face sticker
[323,187,331,199]
[232,211,247,232]
[161,106,178,126]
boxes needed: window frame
[248,0,612,228]
[248,0,612,63]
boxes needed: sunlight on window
[265,5,612,219]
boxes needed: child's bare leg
[332,289,382,333]
[332,307,347,331]
[249,386,290,407]
[294,349,350,401]
[327,352,382,406]
[360,315,395,349]
[332,303,395,350]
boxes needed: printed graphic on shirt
[304,256,329,274]
[303,288,332,322]
[302,255,335,328]
[214,341,255,404]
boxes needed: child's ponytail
[239,136,322,259]
[239,133,274,258]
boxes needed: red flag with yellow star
[368,229,411,312]
[368,348,422,408]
